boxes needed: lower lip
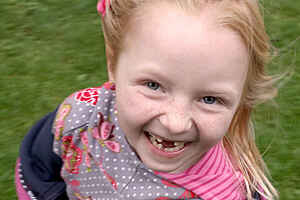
[145,133,187,158]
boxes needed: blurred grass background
[0,0,299,199]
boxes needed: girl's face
[110,3,249,173]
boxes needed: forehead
[115,1,249,96]
[123,1,249,71]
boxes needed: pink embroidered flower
[97,0,111,17]
[103,81,115,91]
[75,88,99,106]
[99,162,118,190]
[57,104,71,121]
[70,180,80,187]
[80,131,92,169]
[92,116,120,153]
[55,120,65,141]
[74,193,93,200]
[55,104,71,140]
[62,136,83,174]
[80,131,89,147]
[91,112,120,152]
[91,112,120,190]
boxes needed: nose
[158,101,193,135]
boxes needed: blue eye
[146,81,160,91]
[203,96,216,104]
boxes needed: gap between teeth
[148,133,185,151]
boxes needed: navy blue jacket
[19,109,68,200]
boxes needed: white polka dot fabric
[52,83,202,200]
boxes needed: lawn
[0,0,299,199]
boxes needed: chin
[141,158,187,174]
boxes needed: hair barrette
[97,0,110,17]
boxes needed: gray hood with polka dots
[53,83,201,200]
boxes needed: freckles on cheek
[220,115,236,136]
[116,88,136,107]
[116,91,154,118]
[130,91,157,112]
[203,114,234,139]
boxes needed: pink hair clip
[97,0,110,17]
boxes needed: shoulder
[53,82,116,140]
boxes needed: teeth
[164,147,175,152]
[147,131,185,152]
[163,145,182,152]
[174,142,185,147]
[156,138,163,143]
[150,135,156,144]
[157,144,163,149]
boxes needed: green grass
[0,0,299,199]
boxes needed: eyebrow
[135,68,170,82]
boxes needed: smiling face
[109,2,249,173]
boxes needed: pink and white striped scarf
[156,142,246,200]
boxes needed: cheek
[196,111,235,141]
[115,87,157,129]
[117,89,150,113]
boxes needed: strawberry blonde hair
[99,0,278,199]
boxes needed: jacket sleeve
[19,108,68,200]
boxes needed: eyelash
[142,80,168,95]
[143,81,225,105]
[200,96,225,105]
[145,81,161,91]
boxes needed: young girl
[16,0,279,199]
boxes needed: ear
[105,46,115,82]
[107,58,115,82]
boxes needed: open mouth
[144,131,188,153]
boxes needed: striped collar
[155,142,246,200]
